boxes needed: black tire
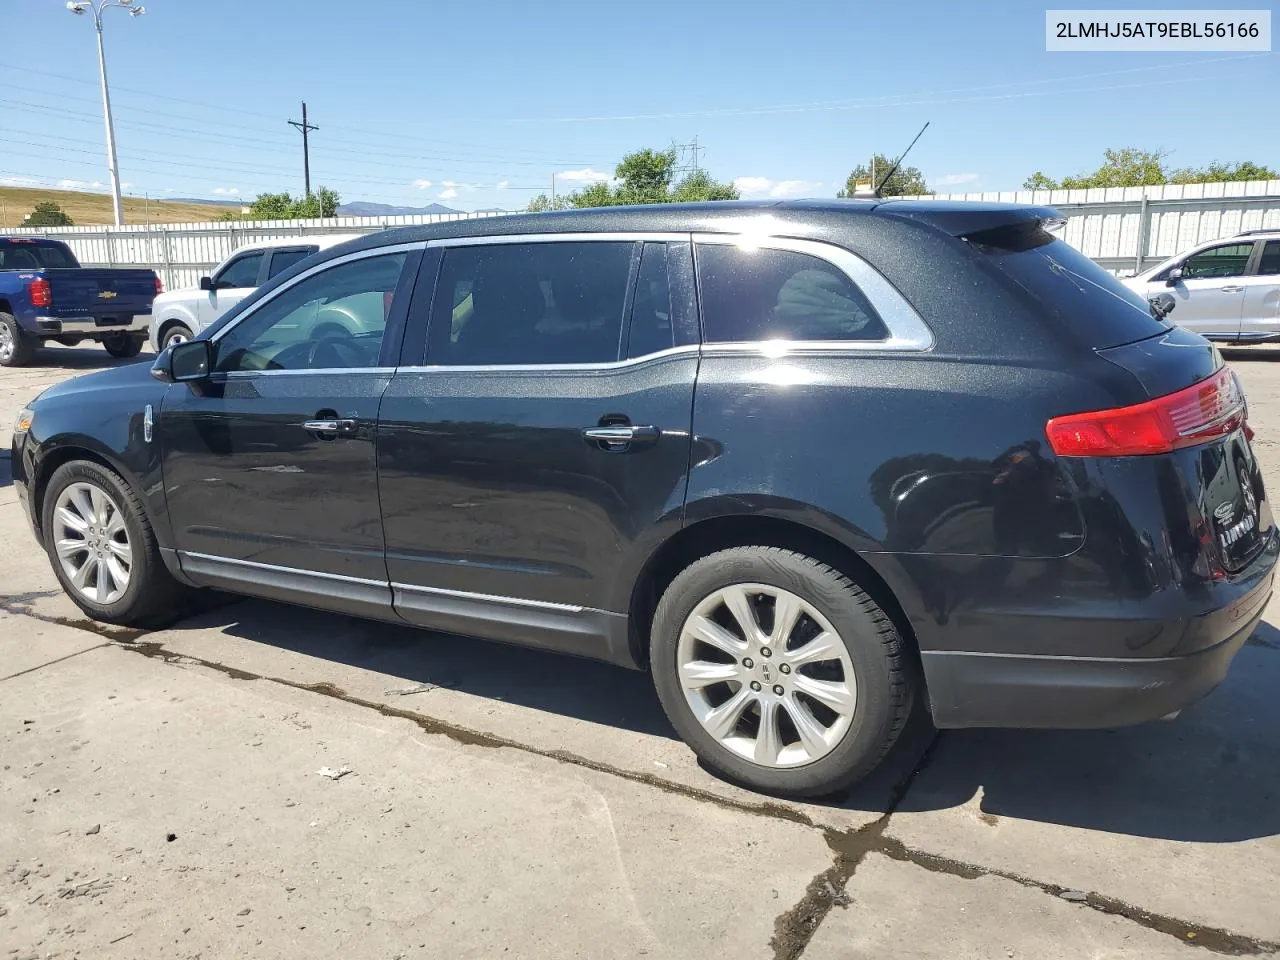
[41,460,192,628]
[160,323,193,351]
[650,546,912,798]
[0,311,35,367]
[103,334,144,359]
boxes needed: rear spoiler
[875,200,1065,238]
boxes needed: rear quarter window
[965,221,1168,348]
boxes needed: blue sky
[2,0,1275,211]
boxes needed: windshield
[0,240,79,270]
[965,221,1170,348]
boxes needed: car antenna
[856,122,931,199]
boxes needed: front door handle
[303,418,357,438]
[582,424,660,451]
[1222,285,1244,293]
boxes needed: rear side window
[1255,240,1280,276]
[428,242,634,365]
[695,244,888,343]
[966,221,1168,348]
[267,247,316,279]
[628,242,675,358]
[216,251,264,289]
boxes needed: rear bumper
[33,314,150,336]
[923,559,1274,728]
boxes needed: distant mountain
[336,201,461,216]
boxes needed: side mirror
[1149,292,1177,317]
[1165,267,1184,287]
[151,339,213,383]
[199,276,215,292]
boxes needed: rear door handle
[303,418,357,437]
[582,424,660,450]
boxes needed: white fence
[10,179,1280,287]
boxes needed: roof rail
[1233,228,1280,237]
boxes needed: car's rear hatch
[923,207,1270,576]
[42,268,158,321]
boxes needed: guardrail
[10,179,1280,285]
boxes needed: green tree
[673,169,740,202]
[614,147,677,203]
[247,191,294,219]
[1170,160,1279,184]
[1061,148,1168,189]
[836,154,929,198]
[526,193,571,212]
[536,147,739,210]
[24,201,73,226]
[245,187,340,220]
[1021,171,1058,191]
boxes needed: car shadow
[35,345,154,369]
[163,596,1280,843]
[0,452,11,489]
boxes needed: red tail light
[29,277,52,308]
[154,275,164,295]
[1047,367,1246,457]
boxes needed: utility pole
[288,101,318,199]
[673,136,703,175]
[551,172,556,203]
[67,1,145,227]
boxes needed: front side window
[695,244,888,343]
[215,251,265,289]
[1181,243,1254,280]
[214,252,406,372]
[1257,240,1280,276]
[429,241,634,365]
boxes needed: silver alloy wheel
[53,481,133,605]
[0,322,13,363]
[677,583,857,768]
[165,330,189,347]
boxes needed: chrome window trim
[692,233,934,352]
[397,343,699,375]
[391,580,585,613]
[179,551,387,587]
[223,367,396,379]
[209,241,426,346]
[426,231,690,248]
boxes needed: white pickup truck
[149,234,363,351]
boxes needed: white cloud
[412,178,433,189]
[556,167,611,184]
[0,175,39,187]
[441,180,458,188]
[439,187,458,200]
[56,178,105,190]
[733,176,821,198]
[934,173,980,188]
[212,186,240,196]
[496,179,509,190]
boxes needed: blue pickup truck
[0,236,160,367]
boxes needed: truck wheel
[103,334,144,359]
[160,324,193,350]
[0,312,35,367]
[650,546,913,798]
[41,460,192,628]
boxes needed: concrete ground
[3,343,1280,959]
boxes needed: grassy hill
[0,186,235,229]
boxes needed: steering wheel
[305,336,367,369]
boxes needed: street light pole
[68,0,146,227]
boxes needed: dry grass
[0,186,234,229]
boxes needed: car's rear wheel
[651,546,912,797]
[0,312,35,367]
[103,334,144,358]
[41,460,191,627]
[160,323,193,350]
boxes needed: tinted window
[267,247,316,279]
[967,221,1168,348]
[216,251,264,289]
[1182,243,1253,280]
[214,252,405,372]
[1258,241,1280,276]
[0,241,77,269]
[695,244,888,343]
[429,242,634,365]
[628,243,675,358]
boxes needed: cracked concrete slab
[886,638,1280,943]
[0,643,831,959]
[0,612,105,681]
[803,852,1262,960]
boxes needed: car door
[1163,241,1255,338]
[158,243,421,618]
[376,236,699,663]
[195,249,267,331]
[1239,239,1280,341]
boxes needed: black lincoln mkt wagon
[13,199,1275,797]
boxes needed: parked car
[1123,229,1280,341]
[0,237,160,367]
[12,201,1275,797]
[149,234,364,352]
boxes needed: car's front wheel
[160,323,193,351]
[651,546,913,798]
[41,460,190,627]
